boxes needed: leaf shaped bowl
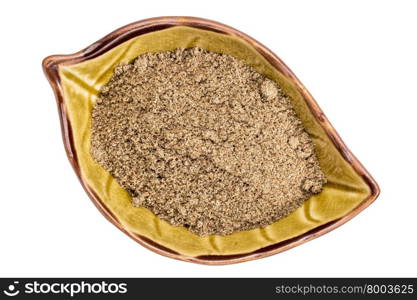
[43,16,380,265]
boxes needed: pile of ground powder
[91,47,326,236]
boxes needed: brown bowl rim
[42,16,380,265]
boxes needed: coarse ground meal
[90,47,327,236]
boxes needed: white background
[1,0,416,277]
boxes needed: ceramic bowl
[43,16,380,265]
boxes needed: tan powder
[91,48,326,236]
